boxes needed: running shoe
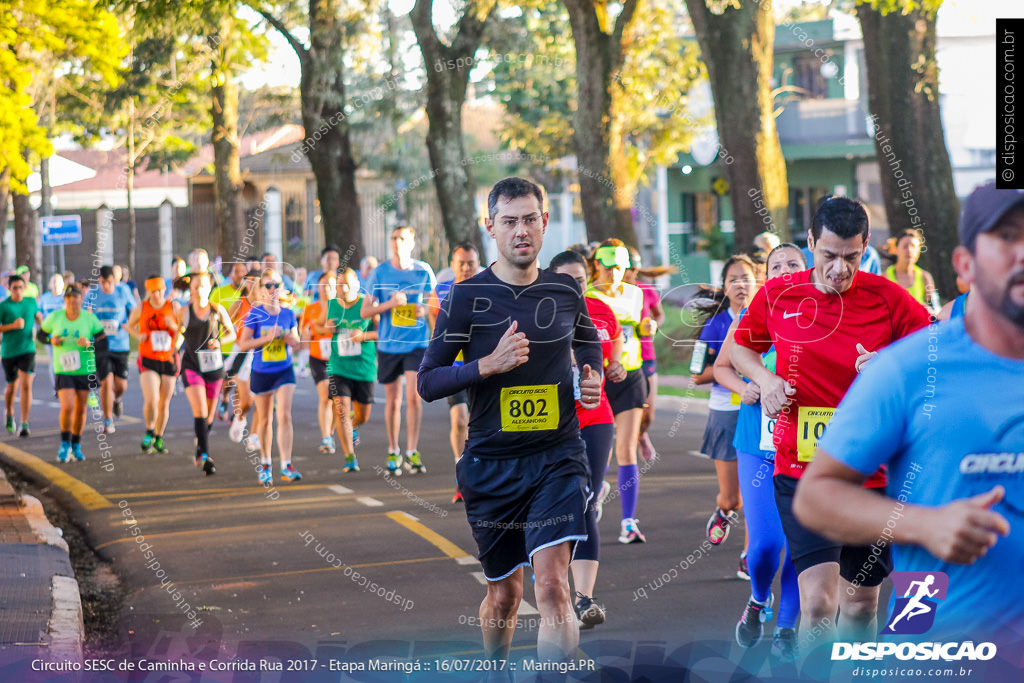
[771,627,798,662]
[352,429,359,446]
[735,593,773,648]
[71,443,85,461]
[706,508,733,545]
[343,454,360,473]
[104,418,116,434]
[452,488,463,503]
[737,552,750,581]
[245,433,261,452]
[387,453,403,475]
[113,400,123,417]
[405,451,426,474]
[638,432,656,462]
[141,433,155,454]
[217,400,229,421]
[4,415,14,433]
[319,436,334,454]
[574,592,606,630]
[618,518,646,544]
[57,441,71,463]
[258,464,272,484]
[153,436,169,455]
[195,453,216,476]
[87,392,99,408]
[594,480,611,522]
[229,416,247,443]
[19,423,29,438]
[280,463,302,481]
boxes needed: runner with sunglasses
[237,269,302,483]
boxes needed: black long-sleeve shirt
[418,267,602,459]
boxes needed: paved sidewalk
[0,465,84,669]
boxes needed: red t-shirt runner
[576,296,620,429]
[733,268,930,487]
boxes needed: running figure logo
[882,571,949,635]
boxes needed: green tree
[118,0,269,261]
[856,0,958,298]
[65,28,210,275]
[0,0,123,273]
[684,0,791,249]
[491,0,702,247]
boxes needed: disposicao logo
[832,571,997,662]
[882,571,948,635]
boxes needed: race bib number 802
[499,385,559,432]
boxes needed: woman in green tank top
[885,229,939,313]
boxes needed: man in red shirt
[731,196,930,648]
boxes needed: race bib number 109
[499,385,559,432]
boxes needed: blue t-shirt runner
[365,260,436,354]
[85,286,135,352]
[820,317,1024,647]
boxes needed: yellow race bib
[391,304,417,327]
[262,339,286,363]
[499,385,559,432]
[797,406,835,462]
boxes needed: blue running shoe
[71,443,85,461]
[57,442,71,463]
[280,463,302,481]
[258,465,272,484]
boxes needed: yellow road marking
[106,484,327,498]
[386,510,472,560]
[167,555,449,587]
[95,511,389,550]
[0,441,113,510]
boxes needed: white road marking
[356,496,383,507]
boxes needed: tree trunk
[856,3,959,299]
[564,0,641,247]
[126,97,137,277]
[260,2,363,263]
[685,0,790,251]
[0,167,9,268]
[211,20,244,262]
[298,1,362,263]
[12,190,36,275]
[411,0,493,255]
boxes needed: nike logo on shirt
[783,311,802,319]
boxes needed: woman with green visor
[586,238,657,544]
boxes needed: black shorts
[310,357,328,385]
[447,389,469,408]
[457,438,591,581]
[2,353,35,382]
[55,374,98,392]
[774,474,892,586]
[96,351,129,381]
[377,348,426,385]
[327,374,374,404]
[641,358,657,378]
[138,355,179,377]
[606,368,648,415]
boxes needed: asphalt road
[0,363,887,683]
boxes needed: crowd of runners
[2,176,1020,668]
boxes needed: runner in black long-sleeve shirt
[418,177,603,666]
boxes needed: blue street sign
[40,215,82,245]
